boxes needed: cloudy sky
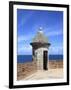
[17,9,63,55]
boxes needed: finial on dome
[39,27,43,30]
[38,27,43,33]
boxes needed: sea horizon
[17,55,63,63]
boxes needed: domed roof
[32,27,49,43]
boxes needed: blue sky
[17,9,63,55]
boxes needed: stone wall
[35,47,48,70]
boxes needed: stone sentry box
[30,27,50,70]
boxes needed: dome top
[32,27,49,43]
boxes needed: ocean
[17,55,63,63]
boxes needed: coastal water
[17,55,63,63]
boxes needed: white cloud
[18,36,29,42]
[18,35,33,42]
[19,45,32,51]
[46,30,63,37]
[18,44,32,55]
[49,46,63,55]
